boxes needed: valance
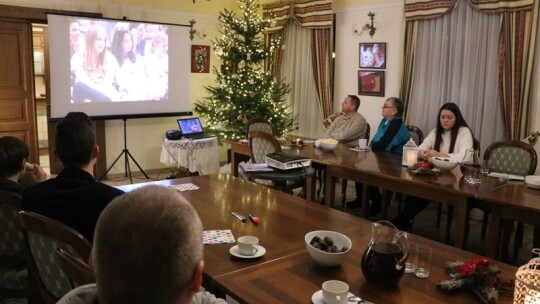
[262,0,332,32]
[405,0,535,21]
[467,0,534,14]
[404,0,458,21]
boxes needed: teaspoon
[348,295,374,304]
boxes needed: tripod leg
[126,150,149,179]
[99,150,126,181]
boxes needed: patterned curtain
[263,0,333,120]
[468,0,538,140]
[402,0,539,139]
[401,0,458,119]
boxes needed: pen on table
[231,212,246,222]
[249,213,260,224]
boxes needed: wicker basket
[514,249,540,303]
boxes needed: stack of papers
[488,172,525,181]
[241,163,274,172]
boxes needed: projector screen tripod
[100,118,149,183]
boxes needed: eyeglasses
[382,105,395,109]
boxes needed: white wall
[334,2,405,138]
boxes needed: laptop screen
[177,118,204,135]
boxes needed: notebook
[177,117,213,140]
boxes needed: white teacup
[358,139,368,149]
[237,236,259,256]
[322,280,349,304]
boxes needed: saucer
[229,245,266,259]
[311,290,356,304]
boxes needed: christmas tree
[194,0,295,140]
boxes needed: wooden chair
[407,125,424,145]
[244,118,276,137]
[341,123,371,204]
[0,190,29,300]
[483,140,537,262]
[245,131,313,197]
[56,248,95,287]
[19,211,92,304]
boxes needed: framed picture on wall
[359,42,386,69]
[191,45,210,73]
[358,70,385,97]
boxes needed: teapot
[361,220,409,287]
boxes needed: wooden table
[478,182,540,258]
[117,174,516,304]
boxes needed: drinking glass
[404,242,418,274]
[481,159,490,175]
[414,246,431,278]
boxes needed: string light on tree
[194,0,295,140]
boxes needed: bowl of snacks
[525,175,540,189]
[305,230,352,266]
[431,156,459,171]
[319,138,338,151]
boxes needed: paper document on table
[241,163,275,172]
[169,183,200,191]
[203,229,235,244]
[488,172,525,181]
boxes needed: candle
[406,150,418,167]
[296,138,301,146]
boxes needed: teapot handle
[394,231,409,269]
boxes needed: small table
[160,137,220,175]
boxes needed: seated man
[0,136,47,194]
[22,112,123,241]
[57,186,226,304]
[346,97,410,215]
[323,95,367,145]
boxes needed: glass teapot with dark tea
[361,220,409,287]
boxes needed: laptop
[177,117,213,140]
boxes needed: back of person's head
[348,95,361,111]
[94,185,203,304]
[387,97,404,116]
[0,136,29,179]
[436,102,469,132]
[55,112,95,168]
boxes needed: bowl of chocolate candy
[305,230,352,266]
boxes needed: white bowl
[431,157,459,171]
[319,139,338,151]
[305,230,352,266]
[525,175,540,189]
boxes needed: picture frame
[191,45,210,73]
[359,42,386,69]
[358,70,385,97]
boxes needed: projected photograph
[359,42,386,69]
[69,18,169,103]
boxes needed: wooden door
[0,20,37,162]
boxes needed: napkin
[488,172,525,181]
[169,183,200,191]
[203,229,235,244]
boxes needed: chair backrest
[407,125,424,145]
[322,112,342,131]
[365,123,371,143]
[18,211,92,304]
[0,190,28,298]
[56,248,95,287]
[484,140,538,176]
[245,118,275,137]
[248,130,282,163]
[0,190,26,267]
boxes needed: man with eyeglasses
[346,97,410,213]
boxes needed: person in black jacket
[22,112,123,242]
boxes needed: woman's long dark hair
[433,102,471,153]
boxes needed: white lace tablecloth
[160,137,220,175]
